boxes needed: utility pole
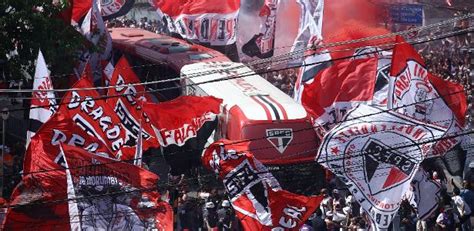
[0,108,9,197]
[469,25,474,129]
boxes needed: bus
[181,62,320,166]
[111,28,325,192]
[109,27,230,101]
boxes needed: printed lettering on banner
[223,160,262,200]
[156,112,217,147]
[390,60,461,157]
[172,12,239,46]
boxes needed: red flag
[202,139,322,230]
[71,0,92,25]
[301,57,377,133]
[144,96,222,147]
[292,0,392,102]
[58,77,135,160]
[10,111,112,230]
[23,111,111,175]
[106,56,158,152]
[5,144,173,230]
[389,36,467,156]
[144,95,222,175]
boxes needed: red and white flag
[26,50,57,147]
[5,144,173,231]
[58,77,134,160]
[317,104,446,230]
[106,56,158,153]
[292,0,392,102]
[389,36,467,157]
[148,0,240,46]
[301,57,378,136]
[144,96,222,175]
[202,139,323,230]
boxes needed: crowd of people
[163,182,241,230]
[106,16,166,34]
[261,69,298,96]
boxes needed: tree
[0,0,86,81]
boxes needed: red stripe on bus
[267,96,288,120]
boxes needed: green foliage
[0,0,86,81]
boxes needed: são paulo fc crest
[362,138,417,195]
[266,129,293,154]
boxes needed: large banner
[389,36,467,157]
[148,0,240,46]
[317,104,445,230]
[26,50,57,147]
[5,144,173,230]
[58,78,134,160]
[202,139,322,230]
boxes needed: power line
[12,117,473,182]
[2,25,473,117]
[3,12,472,89]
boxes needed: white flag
[318,104,445,230]
[26,50,57,147]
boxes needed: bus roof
[182,62,308,121]
[109,28,230,72]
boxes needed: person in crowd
[320,188,333,220]
[398,199,416,231]
[344,195,360,217]
[460,180,474,213]
[177,199,194,230]
[217,200,233,231]
[324,211,337,231]
[332,189,344,206]
[452,187,472,231]
[332,201,348,231]
[203,201,219,231]
[311,208,327,231]
[436,206,458,231]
